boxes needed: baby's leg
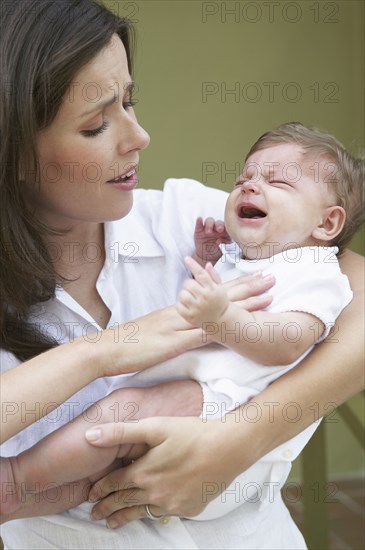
[1,387,136,517]
[8,387,140,501]
[0,455,91,519]
[4,379,202,515]
[0,456,20,515]
[0,377,176,515]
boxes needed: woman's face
[32,34,150,228]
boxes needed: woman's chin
[105,194,134,222]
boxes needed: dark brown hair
[246,122,365,252]
[0,0,135,360]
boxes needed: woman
[0,1,364,548]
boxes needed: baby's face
[225,143,337,259]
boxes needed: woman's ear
[312,206,346,242]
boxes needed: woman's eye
[81,121,109,138]
[122,99,137,110]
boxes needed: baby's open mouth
[238,206,267,219]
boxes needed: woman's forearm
[1,380,203,522]
[1,272,273,443]
[1,338,103,443]
[225,249,364,466]
[1,307,202,443]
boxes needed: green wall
[105,0,364,477]
[109,0,364,252]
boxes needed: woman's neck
[42,221,105,279]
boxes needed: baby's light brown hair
[246,122,364,251]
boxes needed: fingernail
[107,519,118,529]
[263,273,274,281]
[253,270,263,277]
[91,511,102,521]
[88,492,98,503]
[85,428,101,442]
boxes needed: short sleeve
[0,348,21,373]
[267,247,353,342]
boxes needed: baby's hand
[177,256,229,326]
[194,217,231,265]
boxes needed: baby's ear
[312,206,346,242]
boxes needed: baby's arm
[2,380,203,518]
[177,256,324,366]
[193,216,231,267]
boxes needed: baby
[2,122,363,520]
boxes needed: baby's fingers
[213,220,226,234]
[184,256,215,288]
[203,217,215,234]
[194,217,204,234]
[176,300,192,322]
[178,288,196,309]
[205,262,221,284]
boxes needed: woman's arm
[84,249,364,527]
[1,339,101,444]
[0,380,203,522]
[1,274,273,443]
[0,307,200,443]
[0,273,275,524]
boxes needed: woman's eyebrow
[78,95,116,118]
[78,81,135,119]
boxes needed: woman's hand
[97,306,203,377]
[1,273,273,443]
[178,257,275,327]
[97,273,275,378]
[0,380,205,524]
[85,417,243,527]
[222,271,275,311]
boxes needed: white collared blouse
[1,179,341,549]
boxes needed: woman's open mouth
[107,166,138,190]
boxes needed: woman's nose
[118,114,150,155]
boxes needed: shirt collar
[220,243,340,274]
[220,242,274,274]
[220,241,243,263]
[104,214,165,259]
[55,214,165,308]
